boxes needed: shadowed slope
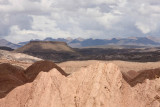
[123,68,160,86]
[0,60,68,98]
[0,63,123,107]
[0,63,26,98]
[25,60,69,82]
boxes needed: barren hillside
[15,41,78,62]
[58,60,160,74]
[0,60,68,98]
[0,61,160,107]
[0,50,42,69]
[0,50,41,63]
[15,41,75,53]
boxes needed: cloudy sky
[0,0,160,43]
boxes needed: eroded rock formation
[0,60,67,98]
[0,62,160,107]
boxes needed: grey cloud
[28,0,41,2]
[0,13,33,36]
[0,24,10,36]
[0,0,160,42]
[0,0,9,4]
[99,4,114,13]
[9,14,33,30]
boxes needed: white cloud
[133,2,160,34]
[135,16,159,34]
[4,25,39,43]
[0,0,160,43]
[135,22,152,34]
[97,12,121,29]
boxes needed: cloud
[133,2,160,34]
[0,0,160,43]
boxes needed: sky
[0,0,160,43]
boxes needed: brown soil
[58,60,160,74]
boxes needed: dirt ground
[58,60,160,74]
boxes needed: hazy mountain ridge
[1,37,160,49]
[0,39,21,49]
[18,37,160,48]
[0,36,160,49]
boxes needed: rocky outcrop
[0,50,41,63]
[0,63,123,107]
[25,60,68,82]
[0,63,26,98]
[0,60,68,98]
[0,62,160,107]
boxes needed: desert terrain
[12,41,160,62]
[1,0,160,106]
[0,49,160,107]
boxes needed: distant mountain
[18,37,160,48]
[79,37,160,47]
[15,41,78,62]
[0,39,21,49]
[44,37,69,43]
[16,41,75,53]
[18,39,41,46]
[146,36,160,43]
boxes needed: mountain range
[18,37,160,48]
[1,37,160,49]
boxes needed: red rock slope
[0,62,160,107]
[0,60,68,98]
